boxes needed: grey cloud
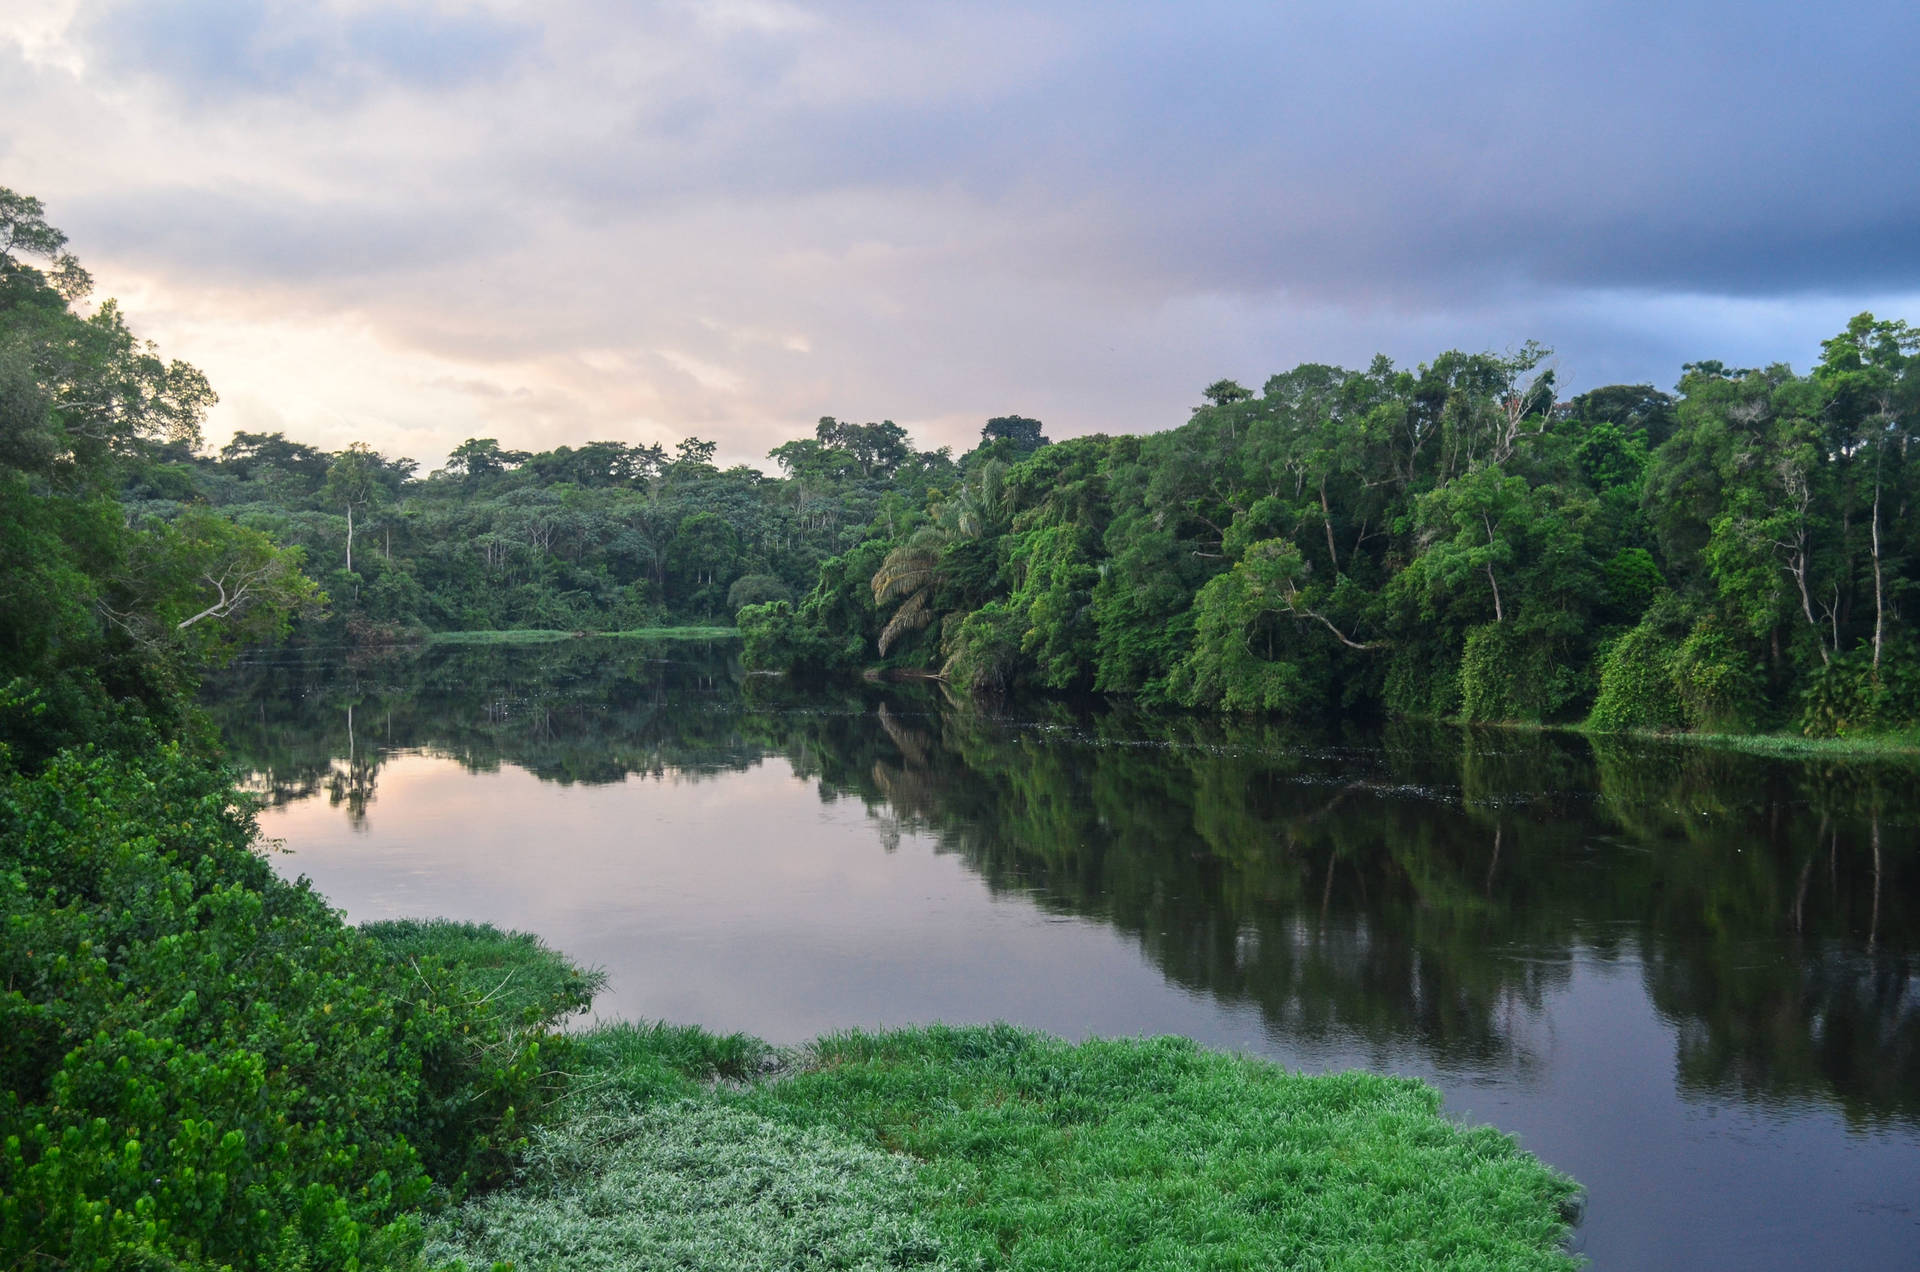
[81,0,535,100]
[521,0,1920,301]
[61,186,510,285]
[15,0,1919,467]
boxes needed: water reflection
[204,640,1918,1131]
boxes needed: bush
[1458,623,1574,723]
[0,746,591,1272]
[1672,618,1765,731]
[725,573,793,612]
[1587,622,1685,732]
[1381,641,1462,719]
[1800,648,1920,737]
[941,602,1026,696]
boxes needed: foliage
[729,316,1920,737]
[1800,649,1920,738]
[431,1021,1580,1271]
[0,748,595,1272]
[1586,621,1685,732]
[0,189,319,767]
[1671,617,1766,732]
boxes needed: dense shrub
[725,572,793,612]
[1587,622,1685,732]
[1458,623,1568,723]
[0,745,588,1272]
[1800,649,1920,737]
[1382,641,1463,719]
[1672,618,1765,731]
[941,602,1025,696]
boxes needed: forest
[6,181,1919,761]
[743,331,1920,739]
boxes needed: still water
[203,639,1920,1271]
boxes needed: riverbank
[424,625,738,646]
[409,921,1582,1271]
[1452,714,1920,761]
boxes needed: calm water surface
[203,640,1920,1272]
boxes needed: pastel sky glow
[6,0,1917,469]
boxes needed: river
[202,637,1920,1271]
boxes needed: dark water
[202,640,1920,1271]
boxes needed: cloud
[82,0,535,100]
[3,0,1915,469]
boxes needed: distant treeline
[147,417,1005,638]
[744,330,1920,738]
[5,173,1916,741]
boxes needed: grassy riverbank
[407,923,1580,1271]
[1457,714,1920,761]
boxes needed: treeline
[745,329,1920,738]
[130,410,1056,638]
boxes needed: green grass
[429,1020,1581,1271]
[361,917,607,1027]
[1621,726,1920,760]
[1452,713,1920,762]
[423,626,738,646]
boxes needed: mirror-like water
[202,640,1920,1272]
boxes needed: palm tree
[870,460,1008,656]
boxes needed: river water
[202,639,1920,1271]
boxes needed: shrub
[1800,648,1920,737]
[1587,622,1685,732]
[0,745,590,1272]
[1672,618,1765,731]
[725,573,793,612]
[941,602,1026,696]
[1458,623,1575,723]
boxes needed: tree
[981,415,1049,453]
[445,437,530,481]
[113,510,324,663]
[1815,313,1919,670]
[322,444,383,572]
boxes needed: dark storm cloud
[524,0,1920,301]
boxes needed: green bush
[725,573,793,612]
[1800,648,1920,737]
[1672,618,1765,731]
[0,746,590,1272]
[1382,641,1462,719]
[941,602,1026,696]
[1458,624,1573,723]
[1587,622,1685,732]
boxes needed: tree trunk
[345,503,354,573]
[1871,469,1884,671]
[1320,477,1339,574]
[1486,563,1504,622]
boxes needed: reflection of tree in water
[207,640,765,826]
[203,647,1918,1123]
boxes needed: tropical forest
[4,165,1916,1272]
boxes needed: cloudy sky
[4,0,1917,469]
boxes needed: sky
[4,0,1918,471]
